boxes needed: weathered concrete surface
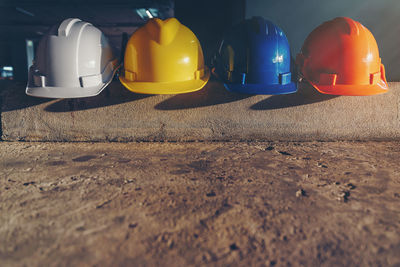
[1,141,400,266]
[1,80,400,141]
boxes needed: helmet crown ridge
[145,18,180,45]
[249,17,283,38]
[330,17,360,35]
[58,18,82,37]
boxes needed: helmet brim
[26,84,109,99]
[224,82,297,95]
[119,67,210,95]
[309,79,389,96]
[26,63,120,99]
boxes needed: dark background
[246,0,400,81]
[0,0,398,82]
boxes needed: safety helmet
[26,18,119,98]
[213,17,297,95]
[119,18,209,95]
[296,17,388,96]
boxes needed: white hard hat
[26,18,120,98]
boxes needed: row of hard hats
[214,16,387,96]
[26,16,388,99]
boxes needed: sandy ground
[1,141,400,266]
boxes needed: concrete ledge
[1,80,399,141]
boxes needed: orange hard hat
[296,17,388,96]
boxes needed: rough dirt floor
[1,141,400,267]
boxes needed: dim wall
[246,0,400,81]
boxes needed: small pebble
[296,189,306,197]
[317,162,328,168]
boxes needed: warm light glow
[182,57,190,64]
[363,53,373,63]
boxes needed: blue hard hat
[213,17,297,95]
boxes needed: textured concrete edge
[2,131,400,143]
[8,134,400,143]
[0,92,2,141]
[1,81,400,142]
[0,82,6,141]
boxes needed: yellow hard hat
[119,18,210,94]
